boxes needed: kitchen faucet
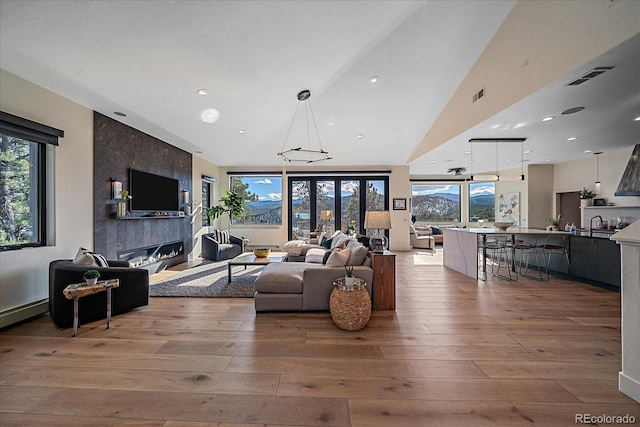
[590,215,603,237]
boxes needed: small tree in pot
[204,190,245,231]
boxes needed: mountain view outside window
[469,182,495,222]
[411,184,461,222]
[229,176,282,224]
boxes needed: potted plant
[204,190,245,231]
[344,265,355,287]
[83,269,100,286]
[547,215,561,231]
[579,187,596,207]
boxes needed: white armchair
[409,225,435,250]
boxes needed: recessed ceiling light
[114,111,127,117]
[370,75,379,84]
[356,133,364,139]
[544,159,552,162]
[429,160,436,163]
[584,149,592,153]
[464,150,471,154]
[524,150,532,154]
[506,160,512,163]
[200,108,220,124]
[567,137,578,141]
[237,129,245,134]
[196,88,208,96]
[542,116,555,122]
[634,116,640,122]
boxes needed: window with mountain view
[411,184,460,222]
[469,182,495,222]
[229,176,282,224]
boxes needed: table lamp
[365,210,391,252]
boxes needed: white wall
[0,70,94,327]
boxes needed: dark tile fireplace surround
[93,112,193,273]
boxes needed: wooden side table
[330,278,371,331]
[63,279,120,336]
[370,250,396,310]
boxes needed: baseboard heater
[0,298,48,330]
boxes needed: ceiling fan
[447,167,467,176]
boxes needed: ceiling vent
[565,66,614,86]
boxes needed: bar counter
[442,227,570,280]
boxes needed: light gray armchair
[409,225,435,250]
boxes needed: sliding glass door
[287,176,388,240]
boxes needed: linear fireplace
[118,240,184,271]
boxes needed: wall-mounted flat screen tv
[129,169,179,212]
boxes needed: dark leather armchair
[202,233,244,261]
[49,259,149,328]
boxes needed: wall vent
[472,88,485,103]
[565,66,614,86]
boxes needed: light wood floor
[1,250,638,426]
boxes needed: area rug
[149,261,262,298]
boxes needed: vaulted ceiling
[1,1,638,176]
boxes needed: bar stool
[485,234,516,281]
[513,235,543,281]
[538,235,573,281]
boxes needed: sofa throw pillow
[326,247,351,267]
[320,236,332,249]
[211,229,230,243]
[305,248,327,264]
[430,226,442,235]
[322,250,332,265]
[347,245,369,266]
[72,247,108,267]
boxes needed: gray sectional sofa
[254,232,373,312]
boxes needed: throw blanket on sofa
[281,240,308,256]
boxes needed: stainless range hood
[615,144,640,196]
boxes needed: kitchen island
[443,227,621,289]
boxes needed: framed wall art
[393,198,407,210]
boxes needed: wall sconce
[111,179,122,199]
[180,189,190,206]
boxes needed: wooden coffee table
[227,251,288,283]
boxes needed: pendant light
[594,151,603,193]
[278,90,332,163]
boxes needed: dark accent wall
[93,112,192,265]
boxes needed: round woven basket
[253,248,271,257]
[330,287,371,331]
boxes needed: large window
[411,184,461,222]
[229,175,282,224]
[469,182,495,222]
[0,113,61,251]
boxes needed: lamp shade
[320,209,333,220]
[365,211,391,230]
